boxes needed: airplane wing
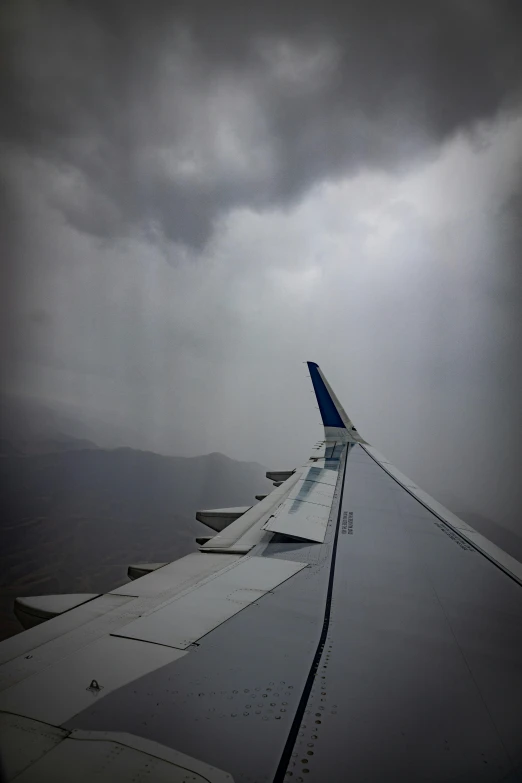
[1,362,522,782]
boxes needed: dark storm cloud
[1,0,521,247]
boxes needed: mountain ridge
[0,443,272,640]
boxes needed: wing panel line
[272,443,349,783]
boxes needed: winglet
[307,362,365,443]
[307,362,346,429]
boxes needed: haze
[1,1,521,539]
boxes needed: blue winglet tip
[306,362,346,429]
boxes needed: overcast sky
[1,1,521,536]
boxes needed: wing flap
[0,594,134,669]
[196,506,251,532]
[14,594,100,630]
[262,453,342,543]
[2,723,232,783]
[285,479,336,507]
[263,497,332,543]
[113,557,307,650]
[0,637,186,726]
[200,470,301,551]
[111,552,240,598]
[0,555,240,690]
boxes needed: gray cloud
[1,0,521,246]
[1,1,522,551]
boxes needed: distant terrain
[0,393,272,640]
[0,391,153,453]
[1,392,521,643]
